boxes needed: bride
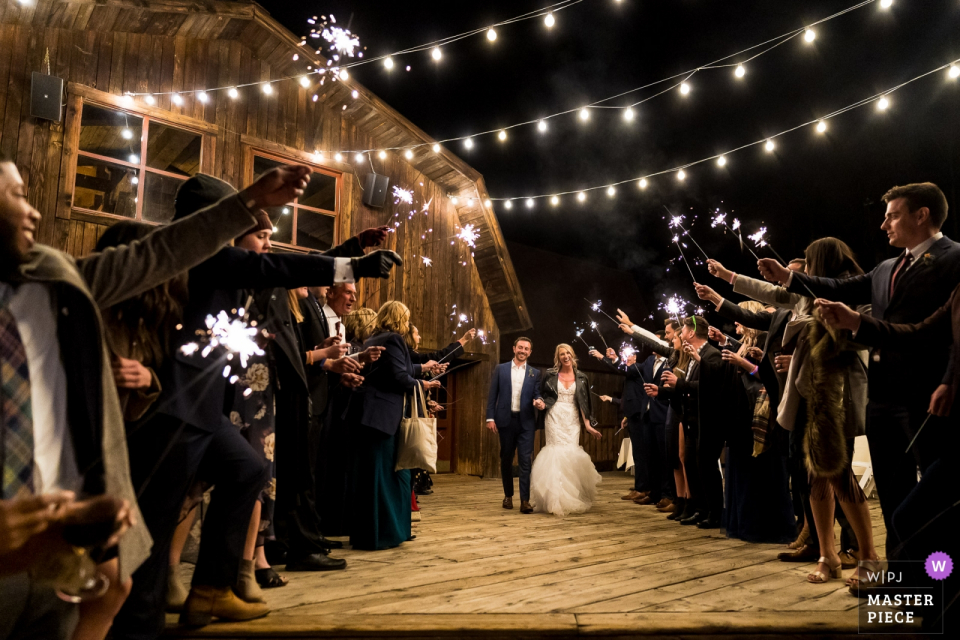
[530,344,603,516]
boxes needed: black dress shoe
[679,511,703,525]
[696,514,721,529]
[319,537,343,550]
[284,553,347,571]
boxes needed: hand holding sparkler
[606,348,617,360]
[815,299,862,332]
[757,258,791,285]
[706,259,734,283]
[599,395,613,403]
[352,250,404,279]
[340,373,364,388]
[588,349,604,360]
[643,383,659,397]
[682,342,701,362]
[707,326,728,346]
[457,328,477,345]
[694,283,722,306]
[357,346,385,364]
[323,357,362,374]
[239,165,312,210]
[357,226,390,248]
[422,379,442,391]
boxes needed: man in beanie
[112,172,401,638]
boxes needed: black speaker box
[362,173,390,208]
[30,72,63,123]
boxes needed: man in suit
[759,182,960,578]
[485,337,543,514]
[660,316,727,528]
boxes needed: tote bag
[395,384,438,473]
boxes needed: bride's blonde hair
[552,343,579,371]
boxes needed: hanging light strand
[488,57,960,201]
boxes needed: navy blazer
[346,332,421,436]
[789,235,960,401]
[485,361,542,431]
[155,247,337,432]
[718,299,791,411]
[603,355,670,422]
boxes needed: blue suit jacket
[604,356,670,422]
[346,332,421,436]
[485,361,542,431]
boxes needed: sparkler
[712,211,758,259]
[905,413,934,453]
[179,308,264,369]
[588,319,610,350]
[749,226,817,298]
[672,234,697,283]
[421,256,433,267]
[666,208,709,260]
[573,325,591,349]
[585,299,620,326]
[456,224,480,248]
[618,342,647,382]
[392,185,413,205]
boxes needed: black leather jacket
[536,368,596,430]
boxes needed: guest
[344,307,377,347]
[757,183,960,591]
[485,337,543,514]
[344,301,441,549]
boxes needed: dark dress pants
[0,575,77,640]
[697,422,726,517]
[683,425,702,512]
[498,412,534,501]
[627,414,648,493]
[112,415,269,640]
[866,400,944,561]
[653,416,676,500]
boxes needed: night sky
[259,0,960,308]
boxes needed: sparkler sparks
[711,213,727,228]
[392,185,413,205]
[179,310,265,369]
[322,26,360,57]
[456,224,480,248]
[731,218,741,231]
[585,299,619,326]
[421,256,433,267]
[748,227,768,248]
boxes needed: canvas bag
[395,383,438,473]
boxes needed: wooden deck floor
[167,472,888,638]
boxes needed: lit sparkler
[749,226,817,297]
[573,325,591,349]
[421,256,433,267]
[666,207,709,260]
[617,342,646,382]
[589,319,609,350]
[748,227,768,248]
[672,234,697,283]
[392,185,413,205]
[179,309,265,369]
[712,209,758,259]
[321,26,360,57]
[585,299,619,326]
[456,224,480,248]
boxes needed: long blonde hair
[373,300,411,337]
[287,290,305,323]
[552,343,579,371]
[736,300,765,351]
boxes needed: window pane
[73,156,138,217]
[299,171,337,211]
[142,172,186,224]
[146,123,201,177]
[296,209,335,251]
[79,104,143,164]
[265,206,292,245]
[253,155,283,179]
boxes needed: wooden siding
[0,13,509,477]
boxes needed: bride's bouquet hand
[585,425,602,440]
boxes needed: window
[250,152,340,251]
[73,103,203,223]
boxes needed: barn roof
[1,0,531,332]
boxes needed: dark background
[259,0,960,333]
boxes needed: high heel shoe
[846,559,882,587]
[807,557,842,584]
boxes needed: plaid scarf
[1,285,34,498]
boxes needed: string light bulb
[677,169,686,181]
[404,149,414,160]
[804,29,816,43]
[735,64,746,78]
[680,82,691,95]
[949,65,960,79]
[877,96,890,110]
[451,196,459,205]
[880,0,893,8]
[579,107,590,121]
[537,119,548,132]
[551,195,560,206]
[313,151,324,162]
[299,76,310,88]
[432,143,441,153]
[351,90,359,99]
[334,153,343,162]
[577,191,586,202]
[484,199,492,208]
[717,155,727,167]
[384,57,394,69]
[638,178,647,190]
[544,12,555,28]
[464,137,474,149]
[339,70,349,81]
[816,120,827,133]
[378,150,387,159]
[487,28,497,42]
[355,153,364,163]
[498,129,507,141]
[144,95,156,105]
[623,108,635,121]
[197,91,209,103]
[172,94,183,105]
[525,198,534,209]
[121,94,134,106]
[121,128,133,140]
[765,139,776,152]
[262,83,273,95]
[607,186,616,197]
[431,47,442,61]
[228,87,239,99]
[505,200,513,209]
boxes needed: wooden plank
[54,93,82,221]
[66,83,218,133]
[0,26,28,158]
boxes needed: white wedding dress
[530,379,603,516]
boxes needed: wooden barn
[0,0,532,478]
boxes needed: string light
[144,95,155,105]
[716,155,727,167]
[765,139,776,152]
[579,107,590,121]
[949,65,960,79]
[551,195,560,206]
[505,200,513,209]
[262,83,273,95]
[606,186,616,197]
[637,178,647,189]
[451,196,459,205]
[464,137,474,149]
[121,128,133,140]
[313,151,324,162]
[816,120,827,133]
[384,56,394,69]
[339,69,349,80]
[228,87,239,99]
[487,28,497,42]
[404,149,414,159]
[577,191,586,202]
[484,199,492,207]
[355,153,364,163]
[880,0,893,8]
[432,143,441,153]
[351,89,359,98]
[196,91,209,103]
[334,152,343,162]
[537,119,548,132]
[623,107,635,121]
[877,96,890,110]
[121,94,134,106]
[544,12,555,28]
[525,198,535,208]
[677,169,686,181]
[299,76,310,88]
[679,82,691,95]
[432,46,442,61]
[172,94,183,105]
[735,64,746,78]
[378,150,387,159]
[804,28,816,43]
[498,130,507,141]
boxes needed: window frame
[70,96,211,224]
[244,147,342,252]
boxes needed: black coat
[345,332,422,436]
[603,355,670,421]
[537,368,595,430]
[718,300,791,411]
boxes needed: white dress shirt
[3,282,81,494]
[510,360,526,412]
[322,303,345,344]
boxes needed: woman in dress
[530,344,603,516]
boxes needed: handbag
[395,383,438,473]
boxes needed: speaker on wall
[30,72,64,123]
[362,173,390,208]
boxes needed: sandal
[807,556,842,584]
[788,528,811,550]
[846,559,882,587]
[255,567,289,589]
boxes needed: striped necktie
[1,286,34,498]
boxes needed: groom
[486,337,543,514]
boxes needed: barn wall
[0,18,502,477]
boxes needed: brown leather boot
[520,501,534,514]
[180,584,270,627]
[502,496,513,509]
